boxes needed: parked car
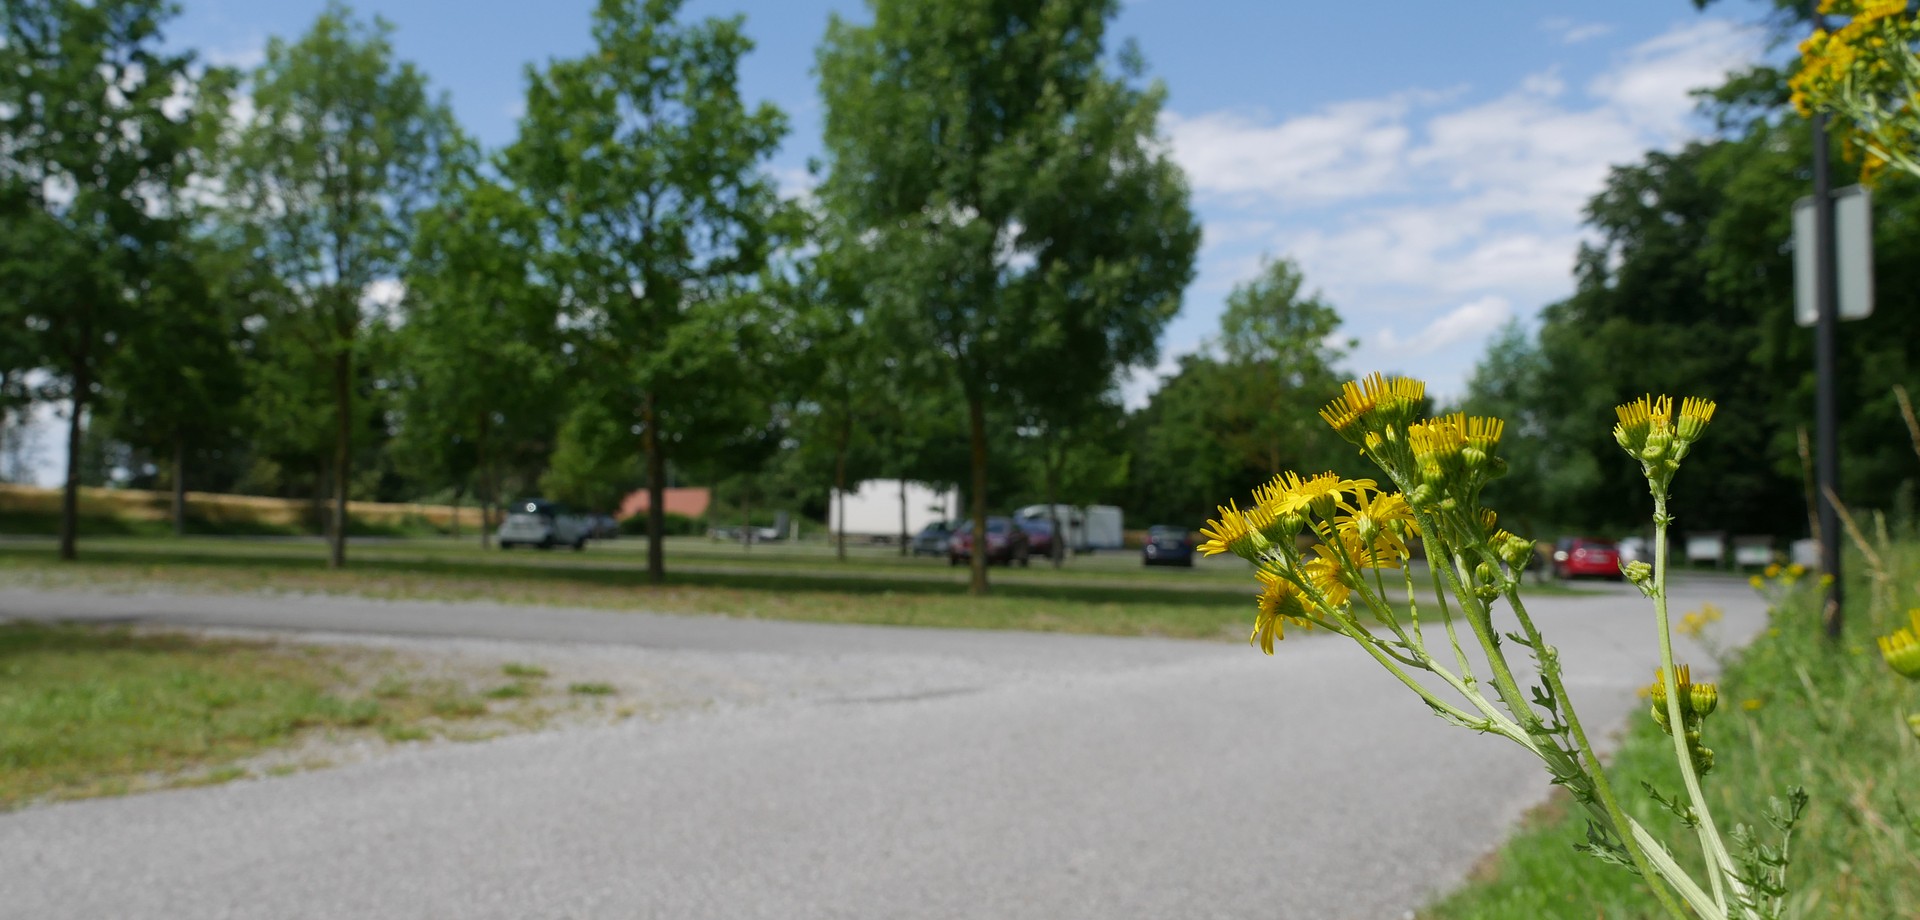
[588,514,620,540]
[1017,516,1058,561]
[1142,524,1196,567]
[1553,537,1621,579]
[948,517,1031,567]
[911,521,953,557]
[498,499,591,550]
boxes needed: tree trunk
[478,415,493,549]
[898,476,909,557]
[57,354,89,562]
[1045,445,1064,570]
[644,392,665,585]
[742,484,753,552]
[171,433,187,538]
[834,424,849,562]
[966,396,990,595]
[329,349,350,569]
[449,484,463,540]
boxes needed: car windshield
[1019,519,1052,534]
[985,519,1011,534]
[1148,526,1185,540]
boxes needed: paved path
[0,578,1765,920]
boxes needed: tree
[223,2,458,567]
[1213,256,1352,476]
[817,0,1199,594]
[505,0,788,584]
[100,235,249,536]
[396,168,560,547]
[0,0,214,559]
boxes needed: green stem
[1652,491,1744,913]
[1496,568,1700,920]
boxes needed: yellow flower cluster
[1201,465,1417,651]
[1791,0,1920,185]
[1676,603,1724,639]
[1878,609,1920,679]
[1613,394,1717,490]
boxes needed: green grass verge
[0,537,1580,641]
[0,622,520,808]
[1423,549,1920,919]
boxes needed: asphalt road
[0,577,1766,920]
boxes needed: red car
[1553,537,1622,580]
[949,517,1031,567]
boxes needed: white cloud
[1374,296,1512,357]
[1152,17,1764,402]
[1542,18,1614,45]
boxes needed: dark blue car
[1142,524,1195,567]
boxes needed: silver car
[498,499,591,550]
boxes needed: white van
[498,499,592,550]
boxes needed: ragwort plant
[1204,374,1804,920]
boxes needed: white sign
[1793,185,1874,327]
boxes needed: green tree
[817,0,1199,593]
[223,2,459,566]
[99,235,249,535]
[396,168,560,546]
[1214,256,1352,477]
[0,0,214,558]
[505,0,788,584]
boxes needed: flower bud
[1623,560,1652,583]
[1690,682,1718,718]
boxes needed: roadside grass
[1423,547,1920,919]
[0,538,1580,640]
[0,622,559,809]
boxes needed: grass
[0,536,1581,641]
[1423,547,1920,919]
[568,682,617,696]
[0,622,541,808]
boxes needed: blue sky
[15,1,1783,482]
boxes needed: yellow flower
[1749,574,1765,590]
[1198,499,1273,559]
[1648,664,1717,730]
[1764,563,1782,579]
[1877,610,1920,680]
[1613,395,1673,455]
[1787,563,1807,579]
[1300,552,1352,608]
[1279,471,1376,520]
[1464,416,1504,452]
[1250,570,1313,654]
[1741,698,1764,711]
[1677,397,1716,443]
[1318,373,1426,444]
[1335,487,1418,555]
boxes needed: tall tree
[0,0,214,558]
[223,2,458,567]
[1213,256,1351,476]
[100,234,249,536]
[506,0,788,585]
[817,0,1199,594]
[397,168,559,547]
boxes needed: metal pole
[1811,107,1844,639]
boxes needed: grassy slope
[1424,550,1920,919]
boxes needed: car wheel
[573,539,586,551]
[1181,558,1195,568]
[1017,552,1030,568]
[949,555,961,567]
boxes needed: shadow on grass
[0,544,1249,609]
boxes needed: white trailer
[829,480,958,542]
[1013,503,1125,552]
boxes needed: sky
[13,0,1784,484]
